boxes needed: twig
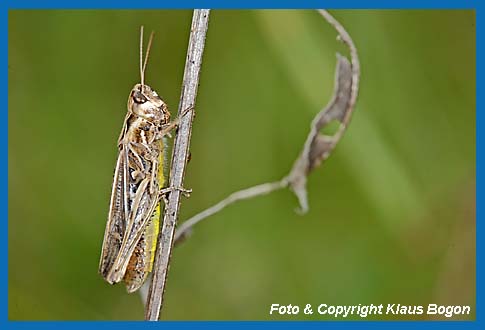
[145,9,210,321]
[174,9,360,245]
[175,180,289,244]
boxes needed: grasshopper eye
[133,90,147,104]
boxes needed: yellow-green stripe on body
[123,140,164,293]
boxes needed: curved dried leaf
[287,10,360,213]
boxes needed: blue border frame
[4,0,480,328]
[1,0,480,9]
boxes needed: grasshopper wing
[99,148,129,281]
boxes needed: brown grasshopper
[99,27,186,293]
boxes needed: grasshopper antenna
[140,26,145,87]
[139,25,155,88]
[142,31,155,84]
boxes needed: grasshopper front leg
[157,105,195,140]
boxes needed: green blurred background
[8,10,475,320]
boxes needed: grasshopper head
[128,83,170,125]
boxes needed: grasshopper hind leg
[124,203,161,293]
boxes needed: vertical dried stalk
[145,9,210,321]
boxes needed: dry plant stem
[145,9,210,321]
[174,9,360,245]
[175,179,289,243]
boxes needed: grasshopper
[99,27,183,293]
